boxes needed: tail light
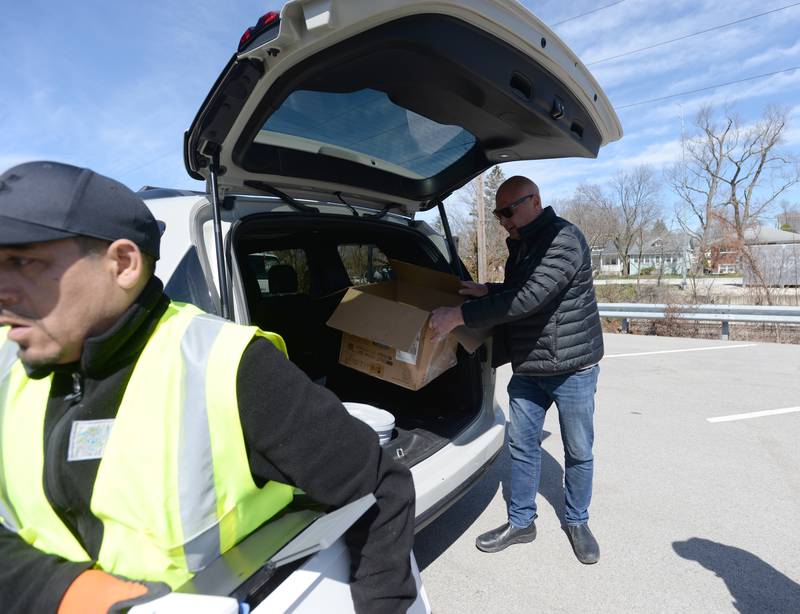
[238,11,281,53]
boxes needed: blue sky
[2,0,799,224]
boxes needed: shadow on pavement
[415,427,568,571]
[673,537,800,613]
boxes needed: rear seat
[243,265,325,380]
[257,265,311,361]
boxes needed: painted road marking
[605,344,757,358]
[708,406,800,423]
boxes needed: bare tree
[481,166,510,281]
[721,106,799,239]
[668,105,731,273]
[579,166,660,276]
[560,187,617,254]
[669,105,800,293]
[457,166,509,281]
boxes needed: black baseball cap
[0,161,161,258]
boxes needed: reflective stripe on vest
[178,313,226,570]
[0,305,293,587]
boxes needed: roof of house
[743,226,800,244]
[594,232,693,256]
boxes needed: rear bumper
[410,402,506,530]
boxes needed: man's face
[0,239,114,367]
[494,187,542,240]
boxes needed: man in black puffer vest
[430,175,602,564]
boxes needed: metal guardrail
[598,303,800,340]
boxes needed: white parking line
[605,344,757,358]
[707,406,800,423]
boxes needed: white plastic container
[342,402,395,446]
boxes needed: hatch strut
[436,200,464,279]
[208,150,232,319]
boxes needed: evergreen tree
[453,165,509,281]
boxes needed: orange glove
[58,569,170,614]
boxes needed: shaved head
[493,176,543,239]
[496,176,540,203]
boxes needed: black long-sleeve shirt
[0,278,416,613]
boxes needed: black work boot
[475,522,536,553]
[566,523,599,564]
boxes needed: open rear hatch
[185,0,621,213]
[183,0,622,461]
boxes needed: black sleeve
[0,525,91,613]
[461,226,583,328]
[485,281,505,295]
[237,338,417,614]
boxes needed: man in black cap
[0,162,417,614]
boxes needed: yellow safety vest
[0,302,294,588]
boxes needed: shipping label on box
[395,331,420,365]
[339,334,415,389]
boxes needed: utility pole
[677,102,689,289]
[475,173,487,282]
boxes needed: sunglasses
[492,193,535,220]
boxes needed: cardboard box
[326,260,485,390]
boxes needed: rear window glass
[338,244,393,285]
[256,89,476,179]
[246,249,311,295]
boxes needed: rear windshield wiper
[335,191,359,217]
[243,180,319,213]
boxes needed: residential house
[741,226,800,287]
[707,243,739,274]
[708,226,800,285]
[595,233,693,276]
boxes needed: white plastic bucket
[342,402,395,446]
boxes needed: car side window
[337,244,393,285]
[163,246,217,314]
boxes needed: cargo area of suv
[231,212,485,468]
[169,0,620,540]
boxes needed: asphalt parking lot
[415,333,800,613]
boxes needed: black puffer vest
[463,207,603,375]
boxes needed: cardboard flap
[396,281,462,311]
[452,325,489,353]
[326,287,429,352]
[389,259,462,294]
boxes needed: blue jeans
[506,365,599,528]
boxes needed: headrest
[268,264,298,294]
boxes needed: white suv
[140,0,621,610]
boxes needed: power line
[587,1,800,65]
[115,150,175,179]
[616,65,800,110]
[551,1,627,27]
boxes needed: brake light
[238,11,281,52]
[239,27,254,50]
[257,11,280,29]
